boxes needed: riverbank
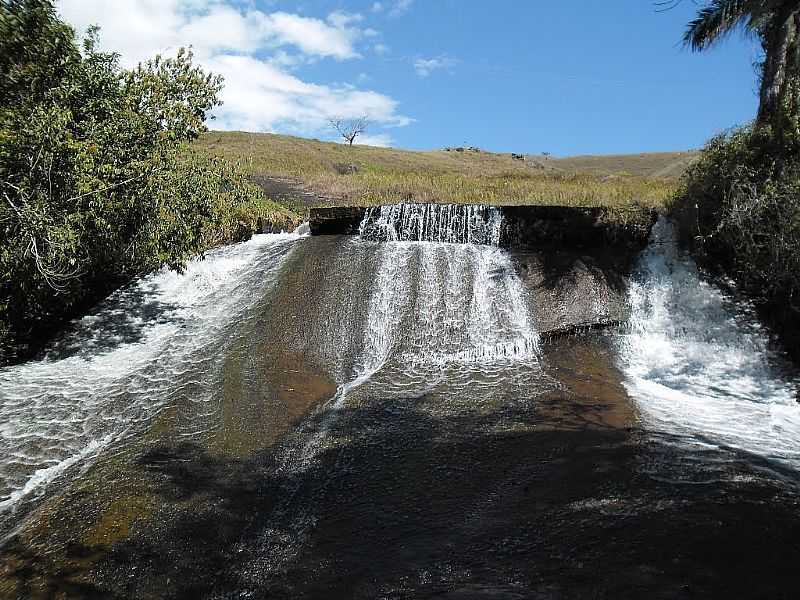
[669,126,800,364]
[0,196,302,368]
[195,132,686,218]
[3,127,683,368]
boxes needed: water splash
[0,234,301,520]
[359,204,503,245]
[297,209,538,465]
[618,218,800,469]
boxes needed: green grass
[204,195,301,246]
[195,131,688,215]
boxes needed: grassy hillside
[550,151,698,178]
[195,132,690,216]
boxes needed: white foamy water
[298,228,539,460]
[399,241,538,365]
[355,203,538,395]
[359,203,503,245]
[253,227,541,582]
[619,218,800,469]
[0,233,302,518]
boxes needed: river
[1,205,799,598]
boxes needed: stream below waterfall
[1,205,799,599]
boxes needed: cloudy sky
[57,0,761,155]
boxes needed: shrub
[672,125,800,344]
[0,1,298,362]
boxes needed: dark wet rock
[2,234,800,599]
[513,250,631,339]
[309,204,647,337]
[309,206,368,235]
[501,205,656,251]
[310,204,656,251]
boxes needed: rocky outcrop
[309,207,367,235]
[308,203,653,338]
[512,250,630,341]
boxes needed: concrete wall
[309,205,656,251]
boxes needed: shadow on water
[3,350,800,599]
[3,226,800,599]
[42,283,185,361]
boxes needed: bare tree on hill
[329,116,369,146]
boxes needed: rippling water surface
[0,233,302,525]
[4,207,800,598]
[235,230,546,586]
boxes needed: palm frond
[683,0,768,50]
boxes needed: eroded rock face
[501,206,655,251]
[308,204,651,338]
[512,250,632,340]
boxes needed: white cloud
[209,55,411,132]
[389,0,413,17]
[353,133,394,147]
[374,43,390,56]
[260,12,361,59]
[55,0,410,137]
[57,1,362,63]
[326,10,363,30]
[414,55,458,77]
[371,0,412,18]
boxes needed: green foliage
[0,0,298,361]
[683,0,769,51]
[673,124,800,312]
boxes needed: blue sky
[58,0,762,155]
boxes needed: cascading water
[359,203,504,245]
[295,204,538,464]
[355,204,537,386]
[0,232,303,526]
[618,218,800,470]
[239,205,542,583]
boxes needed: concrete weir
[308,204,656,250]
[309,203,658,341]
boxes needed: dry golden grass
[195,131,684,214]
[552,151,699,178]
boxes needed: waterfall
[252,210,540,580]
[0,233,302,520]
[618,218,800,469]
[295,205,537,465]
[359,203,503,245]
[356,204,536,367]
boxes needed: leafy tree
[682,0,800,128]
[0,0,291,362]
